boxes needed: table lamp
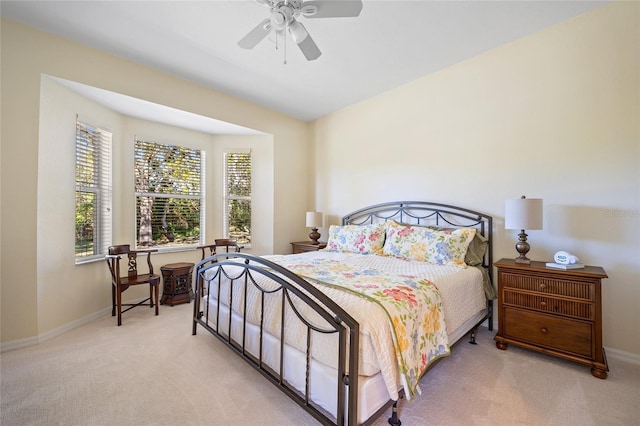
[505,196,543,264]
[306,211,323,245]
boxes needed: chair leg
[111,284,116,317]
[149,285,154,308]
[116,284,123,326]
[154,284,159,316]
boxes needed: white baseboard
[1,307,111,354]
[0,335,40,353]
[481,321,640,367]
[605,346,640,366]
[37,307,111,343]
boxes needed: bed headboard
[341,201,493,276]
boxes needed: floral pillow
[325,223,386,254]
[382,221,477,267]
[427,226,488,266]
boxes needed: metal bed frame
[192,201,493,426]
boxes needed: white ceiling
[2,0,608,125]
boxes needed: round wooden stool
[160,262,194,306]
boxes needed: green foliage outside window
[75,192,95,256]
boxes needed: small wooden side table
[160,262,194,306]
[291,241,327,254]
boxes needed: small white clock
[554,251,579,265]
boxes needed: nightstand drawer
[504,307,592,358]
[291,241,327,254]
[503,289,594,320]
[500,271,594,301]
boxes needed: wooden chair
[106,244,161,326]
[197,238,244,262]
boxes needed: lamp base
[514,229,532,264]
[309,228,321,245]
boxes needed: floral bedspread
[264,254,451,400]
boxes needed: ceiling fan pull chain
[283,22,288,65]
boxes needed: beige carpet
[1,303,638,426]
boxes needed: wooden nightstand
[291,241,327,254]
[494,258,608,378]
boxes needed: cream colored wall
[311,2,639,356]
[1,19,309,345]
[37,76,125,333]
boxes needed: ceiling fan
[238,0,363,61]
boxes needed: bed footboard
[192,253,362,426]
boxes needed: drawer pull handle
[539,283,547,290]
[540,327,548,334]
[540,301,547,308]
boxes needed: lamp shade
[505,197,543,230]
[305,211,323,228]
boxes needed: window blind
[224,152,251,245]
[75,118,112,261]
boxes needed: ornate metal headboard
[342,201,493,279]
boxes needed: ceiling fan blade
[297,36,322,60]
[302,0,363,18]
[238,18,272,49]
[289,20,321,60]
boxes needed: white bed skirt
[205,297,487,424]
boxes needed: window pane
[135,140,201,195]
[75,191,95,257]
[135,139,203,249]
[136,196,201,248]
[227,199,251,245]
[226,153,251,197]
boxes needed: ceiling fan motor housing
[271,0,303,29]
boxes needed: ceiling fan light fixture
[288,20,308,43]
[271,10,286,28]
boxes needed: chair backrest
[108,244,158,278]
[108,244,139,278]
[198,239,243,261]
[215,238,240,251]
